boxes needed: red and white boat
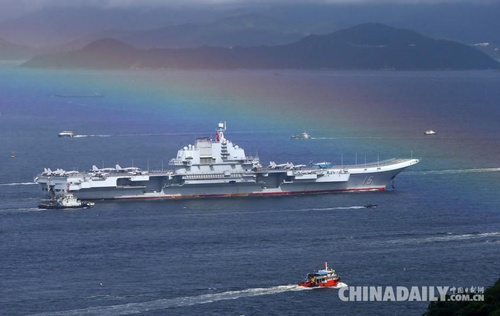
[297,262,340,288]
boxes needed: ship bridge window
[200,157,213,164]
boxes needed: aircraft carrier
[35,122,419,200]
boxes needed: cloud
[0,0,497,21]
[2,0,498,8]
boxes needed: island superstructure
[35,122,419,200]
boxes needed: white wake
[387,232,500,245]
[74,134,111,138]
[32,284,322,316]
[290,206,367,212]
[422,232,500,243]
[0,182,36,186]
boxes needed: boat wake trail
[421,232,500,243]
[73,131,266,138]
[2,207,41,213]
[195,206,368,218]
[0,182,36,186]
[74,133,214,138]
[307,206,366,211]
[388,232,500,245]
[74,135,111,138]
[406,168,500,176]
[310,136,421,140]
[32,285,308,316]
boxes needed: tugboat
[297,262,340,288]
[38,193,94,209]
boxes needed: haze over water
[1,63,499,315]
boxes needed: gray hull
[38,160,417,201]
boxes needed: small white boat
[424,130,437,135]
[291,132,310,139]
[58,131,74,138]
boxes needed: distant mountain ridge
[59,13,307,52]
[0,38,39,60]
[0,6,225,48]
[22,24,499,70]
[24,38,140,69]
[122,14,303,49]
[3,3,500,49]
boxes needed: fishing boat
[297,262,340,288]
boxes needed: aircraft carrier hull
[35,122,419,201]
[36,159,417,201]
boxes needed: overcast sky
[0,0,497,22]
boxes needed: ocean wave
[32,284,313,316]
[0,182,36,186]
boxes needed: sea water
[1,63,499,315]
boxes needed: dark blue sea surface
[1,63,499,315]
